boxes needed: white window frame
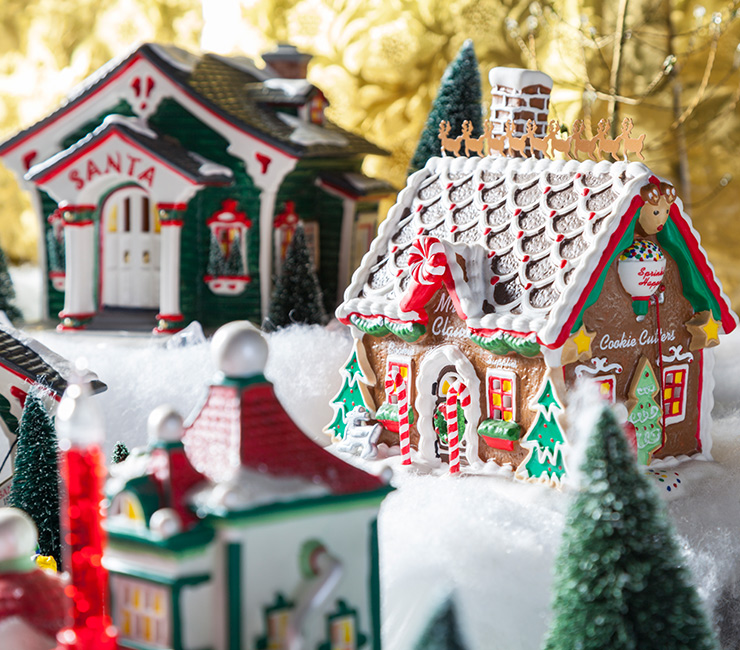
[112,575,171,648]
[385,355,413,405]
[485,369,517,421]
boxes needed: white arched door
[101,187,160,309]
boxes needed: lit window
[663,363,689,425]
[256,594,294,650]
[111,576,170,648]
[486,370,517,421]
[593,375,617,404]
[205,198,252,295]
[109,491,145,526]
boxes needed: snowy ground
[10,266,740,649]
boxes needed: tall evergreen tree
[408,40,482,175]
[9,390,61,566]
[225,233,245,276]
[414,598,469,650]
[543,406,718,650]
[0,246,22,324]
[266,225,326,329]
[207,232,226,277]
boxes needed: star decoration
[561,326,596,365]
[686,311,722,351]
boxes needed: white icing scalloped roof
[338,156,661,347]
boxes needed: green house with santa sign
[0,43,392,332]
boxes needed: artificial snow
[10,316,740,649]
[277,112,349,147]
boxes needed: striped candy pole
[396,372,412,465]
[446,380,471,474]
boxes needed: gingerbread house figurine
[328,68,737,484]
[0,43,392,332]
[105,322,391,650]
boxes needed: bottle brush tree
[266,224,326,330]
[0,246,22,324]
[413,597,469,650]
[9,389,61,566]
[542,405,718,650]
[111,441,130,464]
[408,39,482,175]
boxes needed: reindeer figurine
[638,182,677,234]
[570,120,599,161]
[462,120,486,157]
[594,119,621,161]
[545,120,572,158]
[525,119,551,159]
[484,119,506,157]
[504,120,528,157]
[438,120,464,157]
[617,117,646,161]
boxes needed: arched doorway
[415,345,481,467]
[101,186,160,309]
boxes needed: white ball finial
[148,405,184,443]
[211,321,268,379]
[0,508,37,562]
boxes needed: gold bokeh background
[1,0,739,305]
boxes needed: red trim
[156,202,187,211]
[316,178,361,201]
[480,436,514,451]
[378,419,400,433]
[60,204,97,212]
[153,326,183,335]
[468,326,538,340]
[10,385,28,408]
[696,348,704,451]
[58,311,96,320]
[554,195,645,348]
[156,313,184,322]
[160,220,184,227]
[56,322,87,331]
[203,274,251,282]
[667,203,737,334]
[0,363,62,400]
[32,130,200,185]
[64,220,94,227]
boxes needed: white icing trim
[698,348,715,460]
[414,345,481,467]
[277,113,348,147]
[489,67,553,91]
[574,356,623,379]
[648,453,711,469]
[661,344,693,364]
[264,78,313,97]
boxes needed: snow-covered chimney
[262,43,312,79]
[489,68,553,147]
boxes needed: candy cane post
[446,379,471,474]
[396,372,412,465]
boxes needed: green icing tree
[266,225,326,329]
[111,441,130,464]
[9,390,61,566]
[0,246,22,324]
[627,357,663,465]
[518,375,567,485]
[326,345,374,439]
[207,232,226,277]
[225,233,245,276]
[414,598,469,650]
[408,39,482,175]
[543,406,719,650]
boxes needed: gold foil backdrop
[1,0,739,305]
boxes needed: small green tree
[325,344,375,439]
[111,441,130,464]
[207,232,226,277]
[408,39,483,175]
[266,225,326,329]
[225,233,245,276]
[414,598,469,650]
[0,246,22,324]
[543,406,719,650]
[627,357,663,465]
[9,390,61,565]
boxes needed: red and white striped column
[396,372,412,465]
[446,379,470,474]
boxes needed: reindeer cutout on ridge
[438,120,464,157]
[569,120,598,161]
[617,117,646,161]
[504,120,528,157]
[525,119,551,159]
[545,120,572,159]
[594,119,621,161]
[462,120,486,157]
[484,119,507,156]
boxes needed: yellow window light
[503,380,511,393]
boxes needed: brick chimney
[262,43,312,79]
[489,67,553,155]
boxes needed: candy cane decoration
[399,236,448,313]
[445,379,471,474]
[395,372,412,465]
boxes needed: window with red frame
[663,364,689,425]
[486,370,517,421]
